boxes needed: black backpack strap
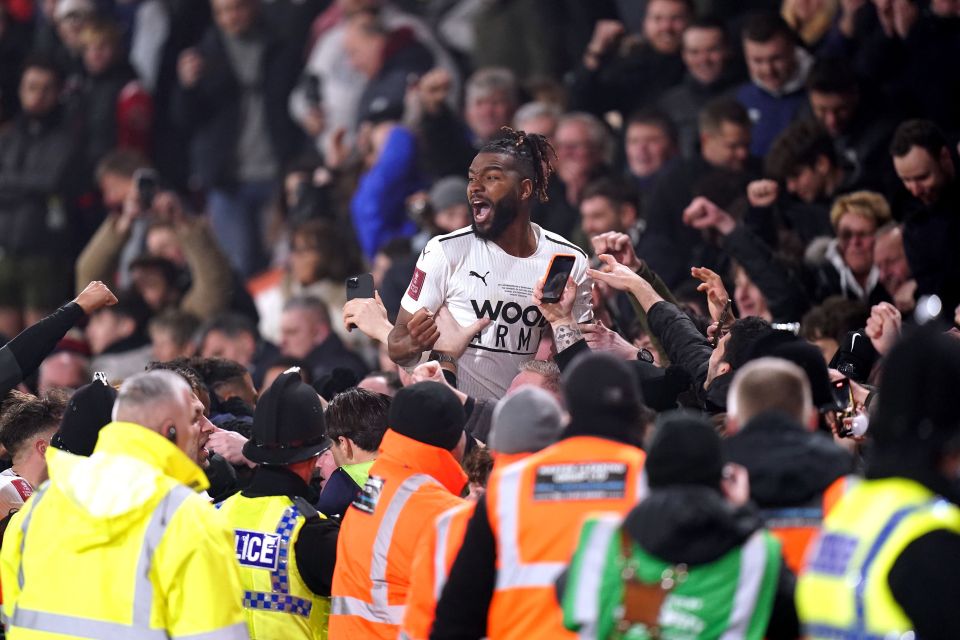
[293,496,322,521]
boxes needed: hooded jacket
[723,411,853,509]
[0,421,247,639]
[618,485,799,639]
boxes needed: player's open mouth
[471,198,492,224]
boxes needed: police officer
[218,369,340,640]
[797,329,960,639]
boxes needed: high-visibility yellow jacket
[797,477,960,639]
[0,421,249,640]
[218,493,330,639]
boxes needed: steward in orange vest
[401,386,566,640]
[431,353,648,640]
[329,381,468,640]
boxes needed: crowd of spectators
[1,0,960,637]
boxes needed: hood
[723,411,853,507]
[624,485,762,565]
[377,429,468,496]
[46,422,208,529]
[823,238,880,302]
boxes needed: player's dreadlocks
[479,127,557,202]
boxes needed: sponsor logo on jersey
[407,268,426,301]
[533,462,628,501]
[353,476,385,515]
[471,299,548,352]
[234,529,281,570]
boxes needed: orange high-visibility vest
[485,436,647,640]
[328,430,467,640]
[761,474,858,574]
[400,501,475,640]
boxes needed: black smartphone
[541,254,577,304]
[134,168,159,212]
[346,273,375,332]
[303,74,322,107]
[831,377,853,414]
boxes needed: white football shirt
[400,224,593,399]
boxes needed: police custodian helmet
[243,369,331,465]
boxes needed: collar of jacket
[376,429,467,496]
[824,238,879,301]
[242,464,317,502]
[89,421,210,492]
[751,46,813,97]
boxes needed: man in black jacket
[0,281,117,398]
[638,97,758,288]
[889,119,960,316]
[0,57,82,336]
[723,356,854,573]
[173,0,305,277]
[658,16,744,158]
[567,0,691,119]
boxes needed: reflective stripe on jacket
[797,477,960,639]
[400,502,475,640]
[762,474,858,574]
[218,493,330,639]
[0,421,248,640]
[485,436,646,640]
[329,429,466,640]
[563,514,782,640]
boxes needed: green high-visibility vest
[562,513,782,640]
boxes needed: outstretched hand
[433,306,491,358]
[586,254,644,293]
[691,266,730,322]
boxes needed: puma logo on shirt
[469,270,490,285]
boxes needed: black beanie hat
[645,411,724,489]
[746,331,836,411]
[388,381,465,450]
[563,353,643,423]
[52,372,117,456]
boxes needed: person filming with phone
[388,128,593,399]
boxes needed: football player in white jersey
[388,128,593,399]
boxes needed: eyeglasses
[838,230,872,243]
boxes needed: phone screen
[541,254,576,304]
[831,377,852,413]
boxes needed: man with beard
[388,128,593,400]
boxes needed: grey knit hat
[489,386,564,455]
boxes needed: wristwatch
[636,348,654,364]
[429,352,457,367]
